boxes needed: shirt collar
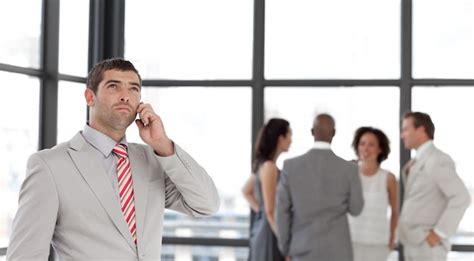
[415,140,433,160]
[82,124,128,157]
[313,141,331,150]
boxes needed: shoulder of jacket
[430,146,453,164]
[34,141,70,158]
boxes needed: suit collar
[312,141,331,150]
[82,124,128,157]
[415,140,434,161]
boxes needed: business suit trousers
[404,242,447,261]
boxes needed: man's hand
[135,102,174,156]
[426,230,441,247]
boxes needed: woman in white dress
[349,127,398,261]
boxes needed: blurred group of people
[243,112,470,261]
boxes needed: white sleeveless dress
[348,168,392,261]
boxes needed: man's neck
[88,122,126,143]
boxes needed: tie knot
[113,144,128,158]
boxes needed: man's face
[401,117,422,150]
[86,69,141,131]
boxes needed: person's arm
[276,164,292,256]
[259,161,279,234]
[387,172,399,249]
[158,144,220,216]
[242,175,259,212]
[348,164,364,216]
[431,156,470,240]
[6,154,59,261]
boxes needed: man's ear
[85,88,95,107]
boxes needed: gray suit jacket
[399,143,470,250]
[276,149,364,261]
[6,133,219,261]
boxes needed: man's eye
[108,84,117,88]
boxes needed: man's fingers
[135,119,144,129]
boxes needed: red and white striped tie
[113,144,137,245]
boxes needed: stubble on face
[107,102,137,130]
[89,70,141,134]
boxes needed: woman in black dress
[242,118,292,261]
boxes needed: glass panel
[266,0,400,79]
[57,81,87,143]
[124,0,253,80]
[0,72,40,247]
[126,87,252,238]
[413,0,474,78]
[265,87,400,175]
[161,245,248,261]
[58,0,90,76]
[0,1,42,68]
[413,87,474,244]
[448,251,474,260]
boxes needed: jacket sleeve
[157,144,220,217]
[276,163,292,255]
[348,163,364,216]
[6,153,59,261]
[433,156,470,237]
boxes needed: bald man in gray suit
[276,114,364,261]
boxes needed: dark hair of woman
[252,118,290,173]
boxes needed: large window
[58,0,89,76]
[57,81,87,143]
[1,0,474,259]
[126,87,252,238]
[0,72,40,247]
[125,0,253,80]
[413,0,474,78]
[266,0,400,79]
[0,0,42,68]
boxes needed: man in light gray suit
[276,113,364,261]
[400,112,470,260]
[6,58,220,261]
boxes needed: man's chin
[110,117,135,130]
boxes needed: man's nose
[119,91,130,103]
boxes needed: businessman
[276,113,364,261]
[6,58,220,260]
[399,111,470,260]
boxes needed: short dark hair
[252,118,290,173]
[352,127,391,164]
[403,111,435,139]
[86,58,142,94]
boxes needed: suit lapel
[401,159,414,187]
[128,144,150,251]
[67,133,137,251]
[404,144,435,193]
